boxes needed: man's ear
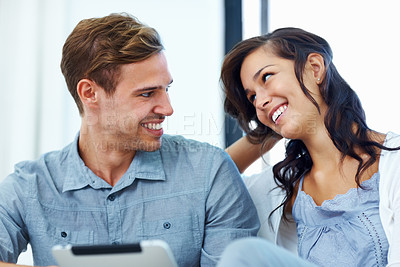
[77,79,98,109]
[307,53,325,84]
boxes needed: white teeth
[272,104,288,123]
[142,123,162,130]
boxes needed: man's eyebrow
[135,79,174,92]
[253,64,274,81]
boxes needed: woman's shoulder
[384,131,400,147]
[380,132,400,164]
[379,131,400,189]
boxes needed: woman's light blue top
[292,172,388,266]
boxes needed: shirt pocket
[53,226,94,246]
[137,214,201,245]
[137,215,202,266]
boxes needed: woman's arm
[225,134,282,173]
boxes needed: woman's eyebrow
[253,64,274,81]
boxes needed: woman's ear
[307,53,325,84]
[77,79,98,110]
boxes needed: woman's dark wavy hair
[221,27,399,221]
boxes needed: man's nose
[155,91,174,116]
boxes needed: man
[0,13,259,266]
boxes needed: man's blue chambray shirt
[0,134,259,266]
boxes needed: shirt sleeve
[0,170,30,263]
[388,205,400,266]
[386,163,400,266]
[200,150,260,266]
[380,132,400,266]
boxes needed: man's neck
[78,129,136,187]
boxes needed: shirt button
[108,195,115,201]
[61,231,68,238]
[163,222,171,229]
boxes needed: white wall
[0,0,225,183]
[264,0,400,166]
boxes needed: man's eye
[141,92,153,97]
[262,73,272,83]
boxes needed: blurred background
[1,0,400,264]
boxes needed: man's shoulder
[13,142,73,179]
[161,135,223,154]
[160,135,232,169]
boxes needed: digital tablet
[52,240,178,267]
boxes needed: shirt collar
[62,133,96,192]
[62,133,166,193]
[129,149,166,181]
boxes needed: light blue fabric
[0,133,259,266]
[293,172,389,266]
[217,237,315,267]
[217,172,389,267]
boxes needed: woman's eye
[249,94,256,104]
[262,73,272,83]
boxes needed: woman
[219,27,400,266]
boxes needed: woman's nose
[255,94,270,110]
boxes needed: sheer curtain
[0,0,80,182]
[269,0,400,136]
[250,0,400,169]
[1,1,225,264]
